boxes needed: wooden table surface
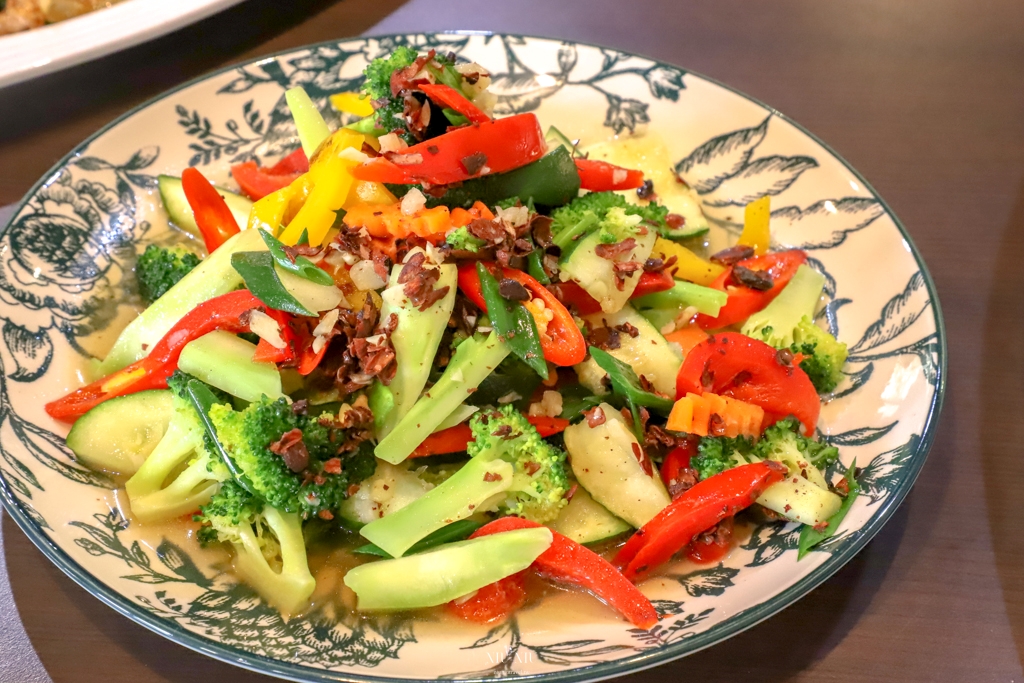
[2,0,1022,681]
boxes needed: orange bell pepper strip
[471,517,659,629]
[45,290,264,422]
[410,415,569,458]
[615,461,788,582]
[457,262,586,366]
[180,167,241,252]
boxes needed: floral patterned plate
[0,32,944,683]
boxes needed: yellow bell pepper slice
[246,174,313,236]
[653,237,725,286]
[737,195,770,255]
[330,91,374,117]
[348,180,397,207]
[279,155,355,247]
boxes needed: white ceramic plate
[0,0,245,88]
[0,32,944,683]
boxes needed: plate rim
[0,29,947,683]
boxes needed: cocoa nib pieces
[710,245,755,266]
[461,152,488,176]
[398,251,451,311]
[584,406,606,428]
[269,429,310,473]
[731,265,774,291]
[498,278,530,301]
[467,217,506,242]
[594,238,637,260]
[612,261,643,289]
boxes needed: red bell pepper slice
[696,250,807,330]
[410,415,569,458]
[352,113,546,186]
[446,573,527,624]
[675,332,820,435]
[574,158,645,191]
[457,262,586,366]
[686,516,734,564]
[251,309,297,365]
[181,167,241,252]
[45,290,264,422]
[552,271,674,316]
[418,83,490,124]
[470,517,659,629]
[230,148,309,201]
[615,461,787,581]
[659,442,698,500]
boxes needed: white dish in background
[0,0,245,88]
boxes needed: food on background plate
[48,46,855,627]
[0,0,123,35]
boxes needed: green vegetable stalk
[285,86,331,159]
[344,527,553,610]
[631,279,728,327]
[477,262,548,379]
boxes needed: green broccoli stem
[359,457,514,558]
[344,526,553,610]
[125,404,204,519]
[632,280,729,328]
[178,330,283,402]
[128,452,225,524]
[344,116,387,135]
[233,505,316,615]
[285,87,331,160]
[552,212,599,252]
[374,331,511,464]
[376,254,458,438]
[99,228,267,374]
[740,264,825,347]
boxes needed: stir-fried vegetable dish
[50,48,856,626]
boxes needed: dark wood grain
[4,0,1024,681]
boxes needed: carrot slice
[666,392,764,438]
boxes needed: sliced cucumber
[177,330,282,402]
[559,228,656,314]
[66,390,173,475]
[551,485,632,544]
[337,461,433,526]
[100,227,267,374]
[158,175,253,239]
[563,404,671,528]
[758,475,842,526]
[575,304,681,397]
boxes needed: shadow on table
[0,0,407,149]
[980,175,1024,669]
[5,496,915,683]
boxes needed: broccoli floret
[194,480,316,615]
[692,417,838,484]
[692,434,756,480]
[791,317,849,394]
[125,372,229,523]
[209,396,377,518]
[741,264,848,393]
[445,225,488,253]
[754,416,839,471]
[136,244,201,305]
[468,405,570,523]
[550,191,668,251]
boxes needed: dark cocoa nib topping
[467,217,506,242]
[732,265,774,291]
[585,406,606,428]
[612,261,643,289]
[530,215,554,247]
[461,152,488,175]
[776,348,795,367]
[616,322,640,338]
[665,213,686,229]
[594,238,637,260]
[710,244,756,266]
[587,325,621,351]
[636,179,655,200]
[398,251,450,311]
[269,428,310,473]
[498,278,530,301]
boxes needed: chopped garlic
[528,390,563,418]
[350,259,386,290]
[248,309,286,349]
[378,133,407,153]
[314,308,340,337]
[496,204,530,228]
[338,147,371,164]
[497,391,521,405]
[401,187,427,215]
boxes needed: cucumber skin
[158,175,253,239]
[66,390,173,475]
